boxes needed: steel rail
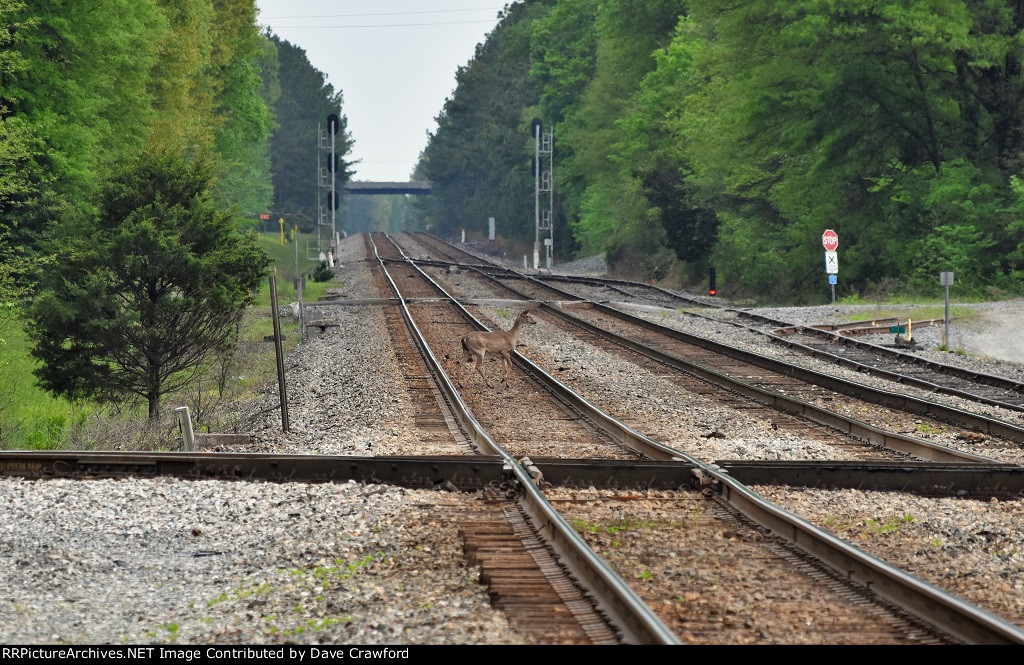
[368,233,683,645]
[398,233,1024,643]
[6,451,1021,498]
[410,231,712,308]
[712,460,1024,498]
[714,304,1024,412]
[713,471,1024,644]
[378,235,685,462]
[0,451,506,486]
[533,297,1000,464]
[410,253,1008,465]
[761,324,1024,412]
[416,232,1024,416]
[593,297,1024,443]
[476,265,1024,447]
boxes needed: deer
[456,308,538,388]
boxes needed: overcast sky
[256,1,506,183]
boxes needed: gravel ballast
[2,233,1023,645]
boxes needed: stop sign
[822,229,839,252]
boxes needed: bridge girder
[344,181,431,195]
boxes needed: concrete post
[175,407,195,452]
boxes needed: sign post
[940,271,954,348]
[822,230,839,303]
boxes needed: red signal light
[709,288,716,296]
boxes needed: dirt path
[955,299,1024,364]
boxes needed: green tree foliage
[528,0,599,258]
[209,0,275,215]
[1,0,165,244]
[0,0,35,212]
[148,0,216,157]
[147,0,274,215]
[416,2,543,245]
[27,152,270,419]
[529,0,599,127]
[618,20,717,274]
[672,0,1024,298]
[1,0,276,247]
[266,33,353,232]
[417,0,1024,300]
[553,0,685,267]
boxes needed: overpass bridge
[344,181,431,195]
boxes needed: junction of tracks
[4,231,1024,645]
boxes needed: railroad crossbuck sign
[825,251,838,274]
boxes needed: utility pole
[532,118,541,271]
[540,127,554,270]
[328,113,339,262]
[318,123,333,266]
[295,235,304,341]
[316,133,322,257]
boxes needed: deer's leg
[474,351,491,387]
[500,351,512,385]
[459,349,478,387]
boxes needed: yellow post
[291,226,297,241]
[907,319,912,343]
[279,218,286,245]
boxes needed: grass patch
[863,514,918,535]
[834,303,974,324]
[0,320,101,449]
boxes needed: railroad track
[8,448,1024,644]
[400,232,1023,464]
[7,231,1024,645]
[761,322,1024,412]
[371,231,1024,643]
[417,232,1024,416]
[367,231,679,643]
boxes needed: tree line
[413,0,1024,302]
[0,0,352,420]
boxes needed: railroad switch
[893,319,918,349]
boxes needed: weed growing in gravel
[308,553,378,581]
[194,555,384,641]
[617,517,687,531]
[915,422,946,435]
[864,514,918,535]
[571,516,689,537]
[570,518,600,533]
[206,581,273,608]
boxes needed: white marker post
[940,271,954,348]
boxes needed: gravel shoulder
[745,299,1024,368]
